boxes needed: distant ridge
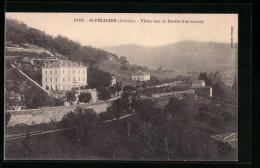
[103,41,238,73]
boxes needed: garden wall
[6,100,113,127]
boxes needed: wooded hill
[5,18,156,85]
[5,18,111,65]
[5,18,200,87]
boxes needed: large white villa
[42,60,88,91]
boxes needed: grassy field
[98,60,198,86]
[98,60,133,85]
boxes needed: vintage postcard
[4,13,238,161]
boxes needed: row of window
[45,70,57,75]
[62,77,85,82]
[45,70,85,75]
[45,85,78,90]
[45,77,86,82]
[46,85,58,90]
[133,77,143,80]
[45,77,58,82]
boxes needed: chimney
[80,63,82,67]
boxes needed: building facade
[42,60,87,91]
[192,80,206,87]
[111,76,117,86]
[191,80,212,97]
[132,73,150,81]
[192,87,212,97]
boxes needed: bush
[222,112,235,125]
[120,65,128,71]
[98,111,114,121]
[217,142,232,156]
[198,105,209,111]
[97,86,111,101]
[78,92,92,103]
[60,107,98,128]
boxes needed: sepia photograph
[4,13,238,161]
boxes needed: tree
[217,142,232,156]
[88,66,112,88]
[175,75,191,84]
[130,66,137,73]
[196,111,212,128]
[222,111,235,126]
[198,104,209,111]
[209,71,223,86]
[199,72,212,86]
[150,75,161,85]
[119,56,129,65]
[60,107,98,128]
[109,85,117,96]
[22,126,32,158]
[133,98,158,123]
[120,65,128,71]
[164,97,185,119]
[5,18,112,65]
[98,111,115,121]
[123,85,135,93]
[97,86,111,101]
[212,82,226,98]
[115,82,122,92]
[78,92,92,103]
[65,89,76,105]
[30,94,45,108]
[107,95,132,120]
[23,87,43,109]
[5,92,22,110]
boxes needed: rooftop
[193,80,205,83]
[132,72,150,76]
[42,60,86,69]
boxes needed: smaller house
[132,72,150,82]
[192,80,206,87]
[191,80,212,97]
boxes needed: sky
[5,13,238,48]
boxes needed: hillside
[103,41,238,74]
[5,18,111,65]
[6,18,194,86]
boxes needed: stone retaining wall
[6,100,113,127]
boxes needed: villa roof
[132,72,150,76]
[42,60,87,69]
